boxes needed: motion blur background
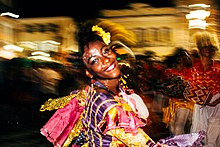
[0,0,220,146]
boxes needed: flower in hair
[92,25,111,45]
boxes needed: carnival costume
[40,24,205,147]
[162,68,195,133]
[40,80,205,147]
[40,80,155,146]
[183,59,220,146]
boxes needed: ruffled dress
[40,81,205,147]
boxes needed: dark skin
[204,92,220,107]
[82,40,167,147]
[82,40,121,95]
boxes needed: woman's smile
[105,62,116,72]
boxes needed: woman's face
[83,40,120,80]
[199,45,215,58]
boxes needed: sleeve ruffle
[40,98,84,147]
[103,105,146,135]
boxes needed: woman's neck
[201,56,212,70]
[97,78,120,95]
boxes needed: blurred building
[0,0,219,59]
[0,16,21,59]
[0,16,78,62]
[99,0,219,56]
[17,17,78,53]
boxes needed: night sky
[13,0,175,22]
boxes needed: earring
[86,70,93,79]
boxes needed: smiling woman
[39,19,205,147]
[40,19,152,147]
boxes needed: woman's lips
[105,63,115,72]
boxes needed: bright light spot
[189,20,207,29]
[31,51,50,57]
[28,55,52,61]
[19,41,37,49]
[0,50,17,59]
[42,40,61,45]
[27,55,62,63]
[188,4,210,8]
[1,12,19,18]
[3,44,24,52]
[186,10,210,20]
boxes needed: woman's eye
[90,58,99,65]
[103,48,111,55]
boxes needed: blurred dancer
[162,47,195,135]
[184,31,220,147]
[40,19,205,147]
[34,63,63,100]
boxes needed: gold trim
[39,90,86,112]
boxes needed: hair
[164,47,192,68]
[193,31,219,54]
[76,19,138,56]
[76,20,104,56]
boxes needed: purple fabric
[83,81,147,146]
[83,90,117,146]
[157,130,205,147]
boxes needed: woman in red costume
[184,31,220,147]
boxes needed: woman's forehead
[86,41,104,50]
[83,42,105,59]
[84,47,100,56]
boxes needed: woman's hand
[206,97,220,106]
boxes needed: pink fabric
[40,98,84,147]
[104,106,146,135]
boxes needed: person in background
[39,19,205,147]
[162,47,195,135]
[34,63,63,101]
[184,31,220,147]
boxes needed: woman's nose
[101,56,110,64]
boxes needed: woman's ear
[85,69,93,79]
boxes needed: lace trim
[39,90,86,112]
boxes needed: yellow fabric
[121,103,132,111]
[107,128,154,146]
[108,107,118,119]
[162,98,194,127]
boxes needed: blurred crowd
[0,47,200,117]
[0,40,219,144]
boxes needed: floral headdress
[92,25,111,45]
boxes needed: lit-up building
[17,17,78,53]
[0,0,219,59]
[0,16,21,59]
[99,0,219,56]
[0,15,78,62]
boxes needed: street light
[185,4,210,29]
[1,12,19,18]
